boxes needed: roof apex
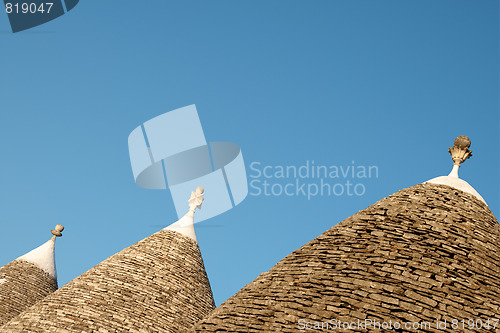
[15,225,64,279]
[164,211,197,242]
[425,176,486,205]
[17,237,57,278]
[425,135,486,205]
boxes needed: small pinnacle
[448,135,472,167]
[51,224,64,237]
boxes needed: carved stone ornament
[448,135,472,166]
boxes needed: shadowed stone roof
[1,229,215,332]
[191,183,499,332]
[0,260,58,327]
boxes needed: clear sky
[0,0,498,306]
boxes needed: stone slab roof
[0,260,57,326]
[191,183,499,333]
[1,229,215,332]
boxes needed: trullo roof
[1,188,215,332]
[191,137,499,332]
[0,225,64,326]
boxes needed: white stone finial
[188,186,204,212]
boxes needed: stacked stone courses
[192,183,500,332]
[1,229,215,332]
[0,260,58,326]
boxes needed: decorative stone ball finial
[188,186,205,212]
[448,135,472,166]
[51,224,64,237]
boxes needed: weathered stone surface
[0,260,57,326]
[191,183,500,333]
[1,229,215,332]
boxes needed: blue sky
[0,0,498,306]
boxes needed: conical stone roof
[1,191,215,333]
[191,183,499,332]
[0,225,64,326]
